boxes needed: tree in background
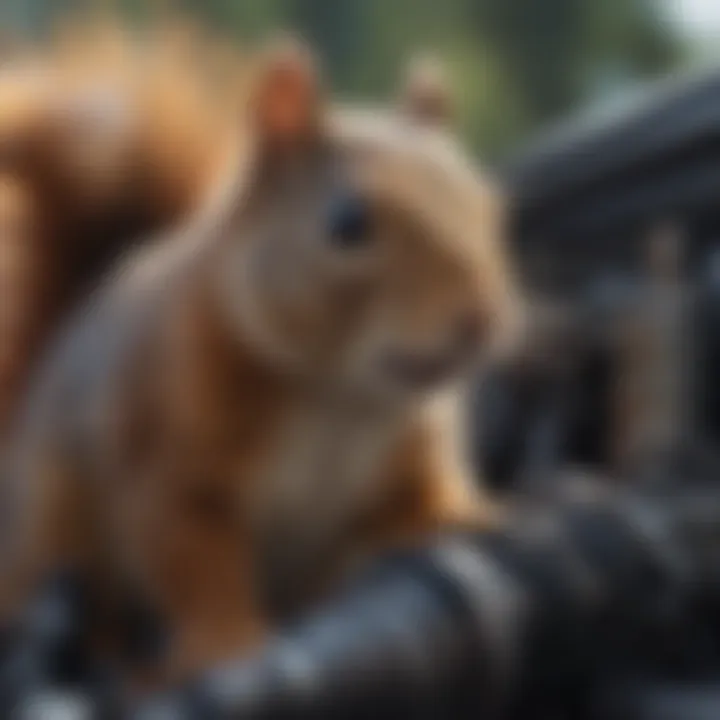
[468,0,681,126]
[0,0,686,158]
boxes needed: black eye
[328,193,372,249]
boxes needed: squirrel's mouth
[382,351,462,389]
[379,312,485,390]
[381,341,479,390]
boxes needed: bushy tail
[0,15,249,437]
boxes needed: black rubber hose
[9,484,720,719]
[132,485,720,719]
[132,538,526,720]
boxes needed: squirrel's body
[0,44,519,682]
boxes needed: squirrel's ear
[251,36,322,154]
[399,54,454,129]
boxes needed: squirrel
[0,19,244,438]
[0,39,521,683]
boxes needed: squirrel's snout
[379,308,487,391]
[451,308,486,358]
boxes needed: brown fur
[0,20,244,438]
[0,41,519,684]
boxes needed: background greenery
[1,0,691,159]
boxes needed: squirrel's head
[218,40,521,402]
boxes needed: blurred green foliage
[1,0,686,159]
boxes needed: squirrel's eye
[328,194,372,249]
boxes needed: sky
[667,0,720,38]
